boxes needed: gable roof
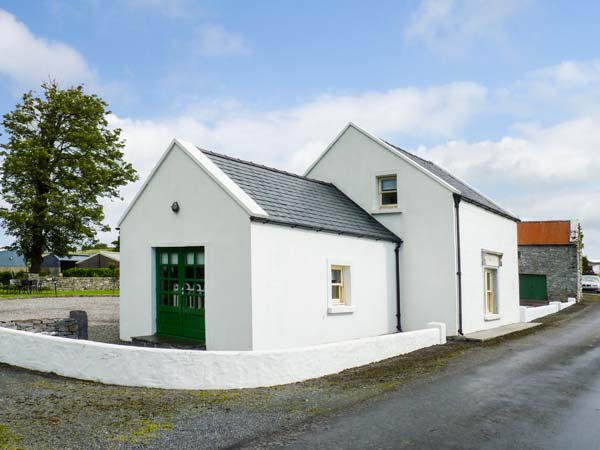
[386,143,519,221]
[305,123,519,222]
[0,250,26,268]
[77,251,121,265]
[202,149,400,242]
[118,139,267,226]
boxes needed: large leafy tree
[0,81,138,272]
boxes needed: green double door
[156,247,205,342]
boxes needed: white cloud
[405,0,525,55]
[0,9,94,86]
[415,114,600,256]
[196,23,249,56]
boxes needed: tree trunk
[30,253,43,274]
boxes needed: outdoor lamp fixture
[171,201,180,213]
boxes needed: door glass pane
[170,252,178,264]
[186,251,194,265]
[196,282,204,294]
[196,251,204,265]
[160,266,168,278]
[169,266,178,278]
[185,266,194,279]
[197,267,205,279]
[160,279,169,291]
[160,252,168,264]
[160,294,170,306]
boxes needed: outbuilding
[41,254,89,274]
[76,252,120,269]
[517,220,582,303]
[119,123,521,350]
[0,249,27,272]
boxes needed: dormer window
[378,175,397,207]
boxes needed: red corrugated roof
[517,221,571,245]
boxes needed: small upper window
[378,175,397,208]
[331,265,346,305]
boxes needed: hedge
[62,267,119,278]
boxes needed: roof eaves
[250,217,402,243]
[460,196,520,222]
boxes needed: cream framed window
[331,265,346,305]
[484,268,498,315]
[377,175,397,208]
[327,262,355,314]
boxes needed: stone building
[518,220,581,303]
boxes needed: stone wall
[55,276,119,291]
[518,244,581,301]
[0,318,79,338]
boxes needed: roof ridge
[198,147,335,187]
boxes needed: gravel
[0,296,119,343]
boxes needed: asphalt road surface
[244,303,600,450]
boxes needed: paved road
[244,303,600,450]
[0,296,119,343]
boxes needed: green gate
[156,247,205,342]
[519,274,548,303]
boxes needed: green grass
[0,289,119,299]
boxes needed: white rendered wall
[306,126,459,334]
[250,223,397,350]
[120,144,253,350]
[458,201,520,333]
[0,324,445,390]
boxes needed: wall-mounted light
[171,201,180,213]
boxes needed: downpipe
[395,240,403,332]
[453,193,464,336]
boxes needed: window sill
[371,208,402,215]
[484,314,500,321]
[327,305,356,315]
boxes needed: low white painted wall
[519,298,577,323]
[0,323,445,390]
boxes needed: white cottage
[119,123,520,350]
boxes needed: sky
[0,0,599,256]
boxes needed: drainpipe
[453,193,464,336]
[395,241,403,332]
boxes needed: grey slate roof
[201,149,400,242]
[385,142,519,221]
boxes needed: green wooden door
[156,247,205,342]
[519,274,548,302]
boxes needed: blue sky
[1,0,599,256]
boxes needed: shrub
[62,267,119,278]
[0,271,25,284]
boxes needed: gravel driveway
[0,296,119,343]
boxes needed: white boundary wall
[520,298,576,323]
[0,323,446,390]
